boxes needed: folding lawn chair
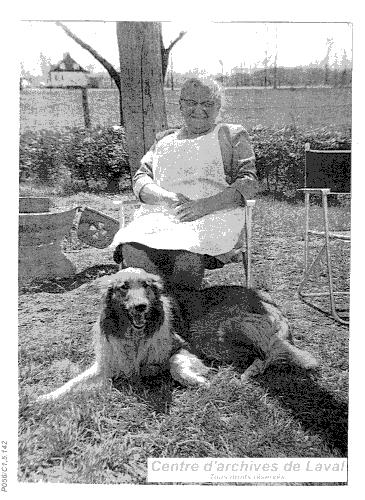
[297,143,351,324]
[115,198,256,288]
[77,206,119,249]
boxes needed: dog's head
[99,268,165,340]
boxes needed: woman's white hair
[180,76,225,108]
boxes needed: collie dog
[37,268,318,402]
[37,268,210,402]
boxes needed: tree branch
[161,31,187,81]
[55,21,123,124]
[166,31,187,53]
[55,22,121,90]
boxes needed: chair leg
[298,238,349,325]
[244,202,253,288]
[298,245,326,297]
[304,192,310,272]
[321,192,336,319]
[330,304,350,325]
[242,251,249,288]
[242,242,252,288]
[321,194,349,324]
[246,249,252,288]
[298,189,349,324]
[324,244,350,325]
[323,237,348,323]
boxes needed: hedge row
[250,125,351,198]
[19,126,130,193]
[19,124,351,196]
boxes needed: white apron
[111,123,245,256]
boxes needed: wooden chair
[115,198,256,287]
[297,143,351,324]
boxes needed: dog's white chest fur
[95,316,174,378]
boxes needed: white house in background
[47,53,89,88]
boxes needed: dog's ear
[146,273,164,291]
[101,284,114,307]
[99,286,119,339]
[95,273,118,293]
[113,244,124,264]
[99,283,131,339]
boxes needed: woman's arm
[173,186,241,222]
[132,130,185,206]
[140,183,190,206]
[222,125,258,201]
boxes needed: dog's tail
[284,341,319,370]
[257,297,318,371]
[269,339,319,371]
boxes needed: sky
[19,20,353,78]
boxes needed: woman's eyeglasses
[180,99,217,110]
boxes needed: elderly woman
[112,77,258,289]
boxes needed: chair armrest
[114,198,141,228]
[297,188,331,195]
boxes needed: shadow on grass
[113,371,176,414]
[258,365,348,455]
[299,296,350,325]
[174,284,349,455]
[19,264,119,294]
[114,362,348,454]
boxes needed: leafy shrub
[19,124,351,197]
[19,129,67,184]
[19,126,130,193]
[61,127,130,192]
[250,125,351,200]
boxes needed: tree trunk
[116,22,168,178]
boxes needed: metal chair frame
[297,144,351,325]
[115,198,256,288]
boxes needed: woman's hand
[139,184,191,207]
[172,188,242,222]
[173,198,213,222]
[167,192,191,207]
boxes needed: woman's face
[179,84,221,135]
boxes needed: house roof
[49,53,89,73]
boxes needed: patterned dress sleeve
[133,129,177,201]
[218,124,259,202]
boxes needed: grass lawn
[20,87,351,132]
[18,191,350,484]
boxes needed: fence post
[81,88,91,128]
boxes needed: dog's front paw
[192,374,211,388]
[169,349,212,388]
[240,373,251,384]
[36,391,58,403]
[36,394,52,403]
[240,358,267,382]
